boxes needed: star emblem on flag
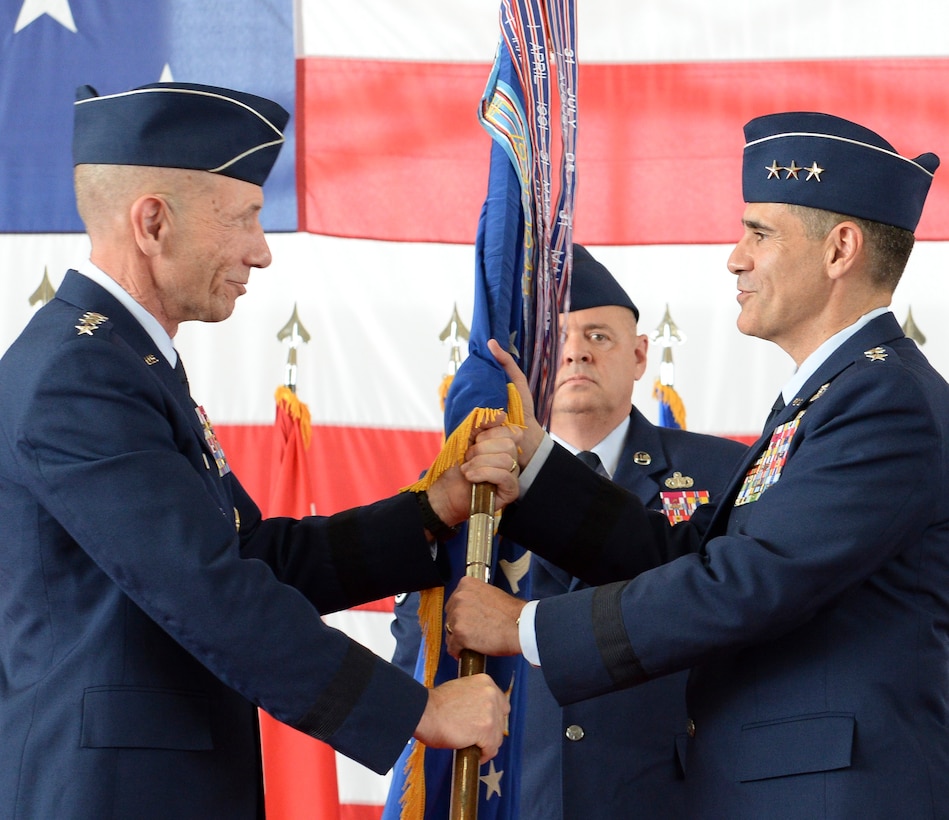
[14,0,76,33]
[480,760,504,800]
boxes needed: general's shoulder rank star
[864,347,888,362]
[75,312,108,336]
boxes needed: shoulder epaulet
[861,345,891,364]
[74,311,109,336]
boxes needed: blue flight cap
[742,112,939,232]
[568,244,639,320]
[72,82,289,187]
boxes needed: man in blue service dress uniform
[392,245,746,818]
[447,112,949,818]
[0,82,517,819]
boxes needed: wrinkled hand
[427,415,522,527]
[487,338,545,466]
[414,673,510,764]
[445,576,526,658]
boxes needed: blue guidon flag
[385,0,578,817]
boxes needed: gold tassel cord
[401,383,524,495]
[274,385,312,448]
[397,382,524,818]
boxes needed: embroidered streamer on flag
[498,0,579,426]
[383,2,578,817]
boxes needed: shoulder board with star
[73,311,110,337]
[861,345,891,364]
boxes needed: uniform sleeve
[16,336,434,772]
[500,442,701,584]
[534,357,944,705]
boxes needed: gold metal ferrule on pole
[449,482,496,819]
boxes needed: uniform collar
[551,413,630,479]
[779,307,890,404]
[76,261,178,367]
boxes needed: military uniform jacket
[501,313,949,818]
[521,409,746,820]
[0,272,444,819]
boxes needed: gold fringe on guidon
[396,382,525,818]
[274,385,312,447]
[401,383,525,496]
[652,380,687,430]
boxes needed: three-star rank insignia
[864,347,888,362]
[75,312,108,336]
[765,160,824,182]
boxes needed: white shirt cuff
[518,599,541,666]
[518,433,554,496]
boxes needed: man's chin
[202,299,238,324]
[551,396,597,417]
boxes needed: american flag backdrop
[4,1,949,816]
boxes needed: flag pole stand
[449,482,496,819]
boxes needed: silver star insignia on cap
[804,161,824,181]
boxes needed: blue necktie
[763,393,785,432]
[576,450,603,473]
[174,354,189,393]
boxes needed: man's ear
[129,195,168,257]
[631,332,649,381]
[826,221,863,281]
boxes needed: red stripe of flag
[299,56,949,244]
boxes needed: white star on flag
[14,0,76,33]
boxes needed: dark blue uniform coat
[0,272,443,819]
[392,409,746,818]
[501,313,949,818]
[521,411,745,819]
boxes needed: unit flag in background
[651,305,688,430]
[260,386,341,820]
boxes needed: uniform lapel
[55,270,203,435]
[612,407,667,509]
[702,313,905,540]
